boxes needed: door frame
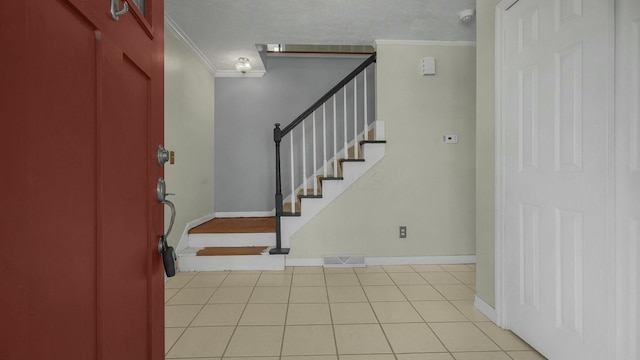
[493,0,618,357]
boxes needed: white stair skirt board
[178,247,285,271]
[474,295,498,324]
[188,232,276,248]
[281,142,386,249]
[287,255,476,267]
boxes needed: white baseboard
[474,295,498,323]
[286,255,476,267]
[286,258,325,267]
[214,211,275,218]
[366,255,476,265]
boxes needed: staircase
[279,129,386,250]
[176,53,384,271]
[177,217,285,271]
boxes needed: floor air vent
[323,255,366,267]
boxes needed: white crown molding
[373,39,477,47]
[164,12,217,75]
[215,70,266,78]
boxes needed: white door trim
[614,2,640,358]
[494,0,511,330]
[603,4,618,360]
[494,0,618,356]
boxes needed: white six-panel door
[498,0,614,358]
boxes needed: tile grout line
[390,267,454,358]
[323,267,342,360]
[277,272,293,358]
[165,265,546,360]
[216,271,260,359]
[165,271,211,357]
[359,267,399,360]
[425,267,479,357]
[167,271,234,358]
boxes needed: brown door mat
[189,217,276,234]
[196,246,269,256]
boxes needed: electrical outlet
[399,226,407,238]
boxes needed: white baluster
[312,111,317,195]
[353,77,358,159]
[290,132,295,213]
[343,87,348,159]
[333,94,337,177]
[302,119,307,196]
[364,68,368,141]
[322,103,327,178]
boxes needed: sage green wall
[164,31,215,248]
[475,0,501,308]
[289,43,476,259]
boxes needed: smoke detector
[459,9,474,23]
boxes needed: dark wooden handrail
[280,53,376,136]
[270,52,376,255]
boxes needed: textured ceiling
[164,0,476,73]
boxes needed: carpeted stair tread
[189,217,275,234]
[196,246,269,256]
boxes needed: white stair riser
[188,232,276,248]
[178,252,285,271]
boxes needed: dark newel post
[270,123,289,255]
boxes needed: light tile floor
[165,264,547,360]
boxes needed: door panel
[502,0,612,358]
[1,2,99,358]
[0,0,164,358]
[98,32,153,358]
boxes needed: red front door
[0,0,164,359]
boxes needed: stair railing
[270,53,377,255]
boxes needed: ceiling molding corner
[164,12,218,75]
